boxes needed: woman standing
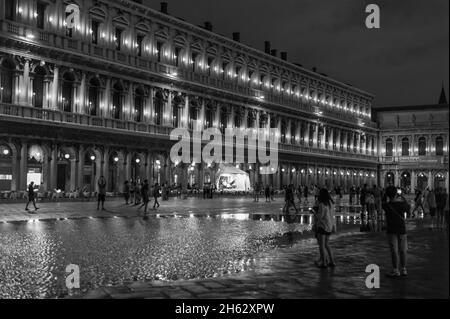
[312,188,336,268]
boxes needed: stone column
[77,145,84,189]
[70,159,77,191]
[50,144,58,190]
[19,143,28,191]
[336,129,341,151]
[411,171,416,191]
[313,123,319,148]
[304,122,310,146]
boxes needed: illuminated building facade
[376,95,449,192]
[0,0,397,194]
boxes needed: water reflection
[0,215,314,299]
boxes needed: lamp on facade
[90,155,96,161]
[2,149,9,156]
[64,153,70,159]
[114,156,119,162]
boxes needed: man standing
[25,181,39,211]
[138,180,150,213]
[97,176,107,210]
[382,186,410,277]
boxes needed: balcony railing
[0,19,376,128]
[380,156,449,164]
[1,103,379,162]
[0,103,172,137]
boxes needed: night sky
[144,0,449,108]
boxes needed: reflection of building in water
[375,88,449,192]
[0,0,447,193]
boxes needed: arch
[416,172,428,191]
[108,150,125,192]
[0,143,14,191]
[400,171,411,191]
[434,172,446,189]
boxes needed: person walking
[436,188,448,230]
[427,188,437,229]
[97,176,107,210]
[153,183,161,209]
[138,180,150,213]
[265,184,271,202]
[134,178,142,205]
[123,180,130,205]
[312,188,336,268]
[283,184,299,214]
[129,179,135,205]
[253,183,260,202]
[382,186,410,277]
[411,189,425,217]
[270,184,275,201]
[25,181,39,211]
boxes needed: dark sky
[144,0,449,108]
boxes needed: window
[36,2,46,29]
[205,107,213,128]
[112,83,123,119]
[62,72,75,112]
[65,9,73,37]
[291,125,296,144]
[154,91,163,125]
[88,78,100,116]
[134,87,144,122]
[156,42,162,61]
[220,109,227,131]
[436,136,444,156]
[0,59,15,103]
[33,66,46,108]
[385,138,393,156]
[114,28,123,51]
[418,137,426,156]
[234,112,240,128]
[91,20,99,44]
[189,105,197,130]
[136,34,144,56]
[5,0,15,20]
[401,137,409,156]
[247,111,254,128]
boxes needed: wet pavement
[78,224,449,299]
[0,197,447,299]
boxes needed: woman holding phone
[312,188,336,268]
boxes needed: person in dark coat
[25,181,39,211]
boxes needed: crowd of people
[287,184,449,277]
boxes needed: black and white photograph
[0,0,448,311]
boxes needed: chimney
[204,21,212,31]
[264,41,271,54]
[280,52,287,61]
[232,32,240,42]
[160,2,168,14]
[270,49,277,57]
